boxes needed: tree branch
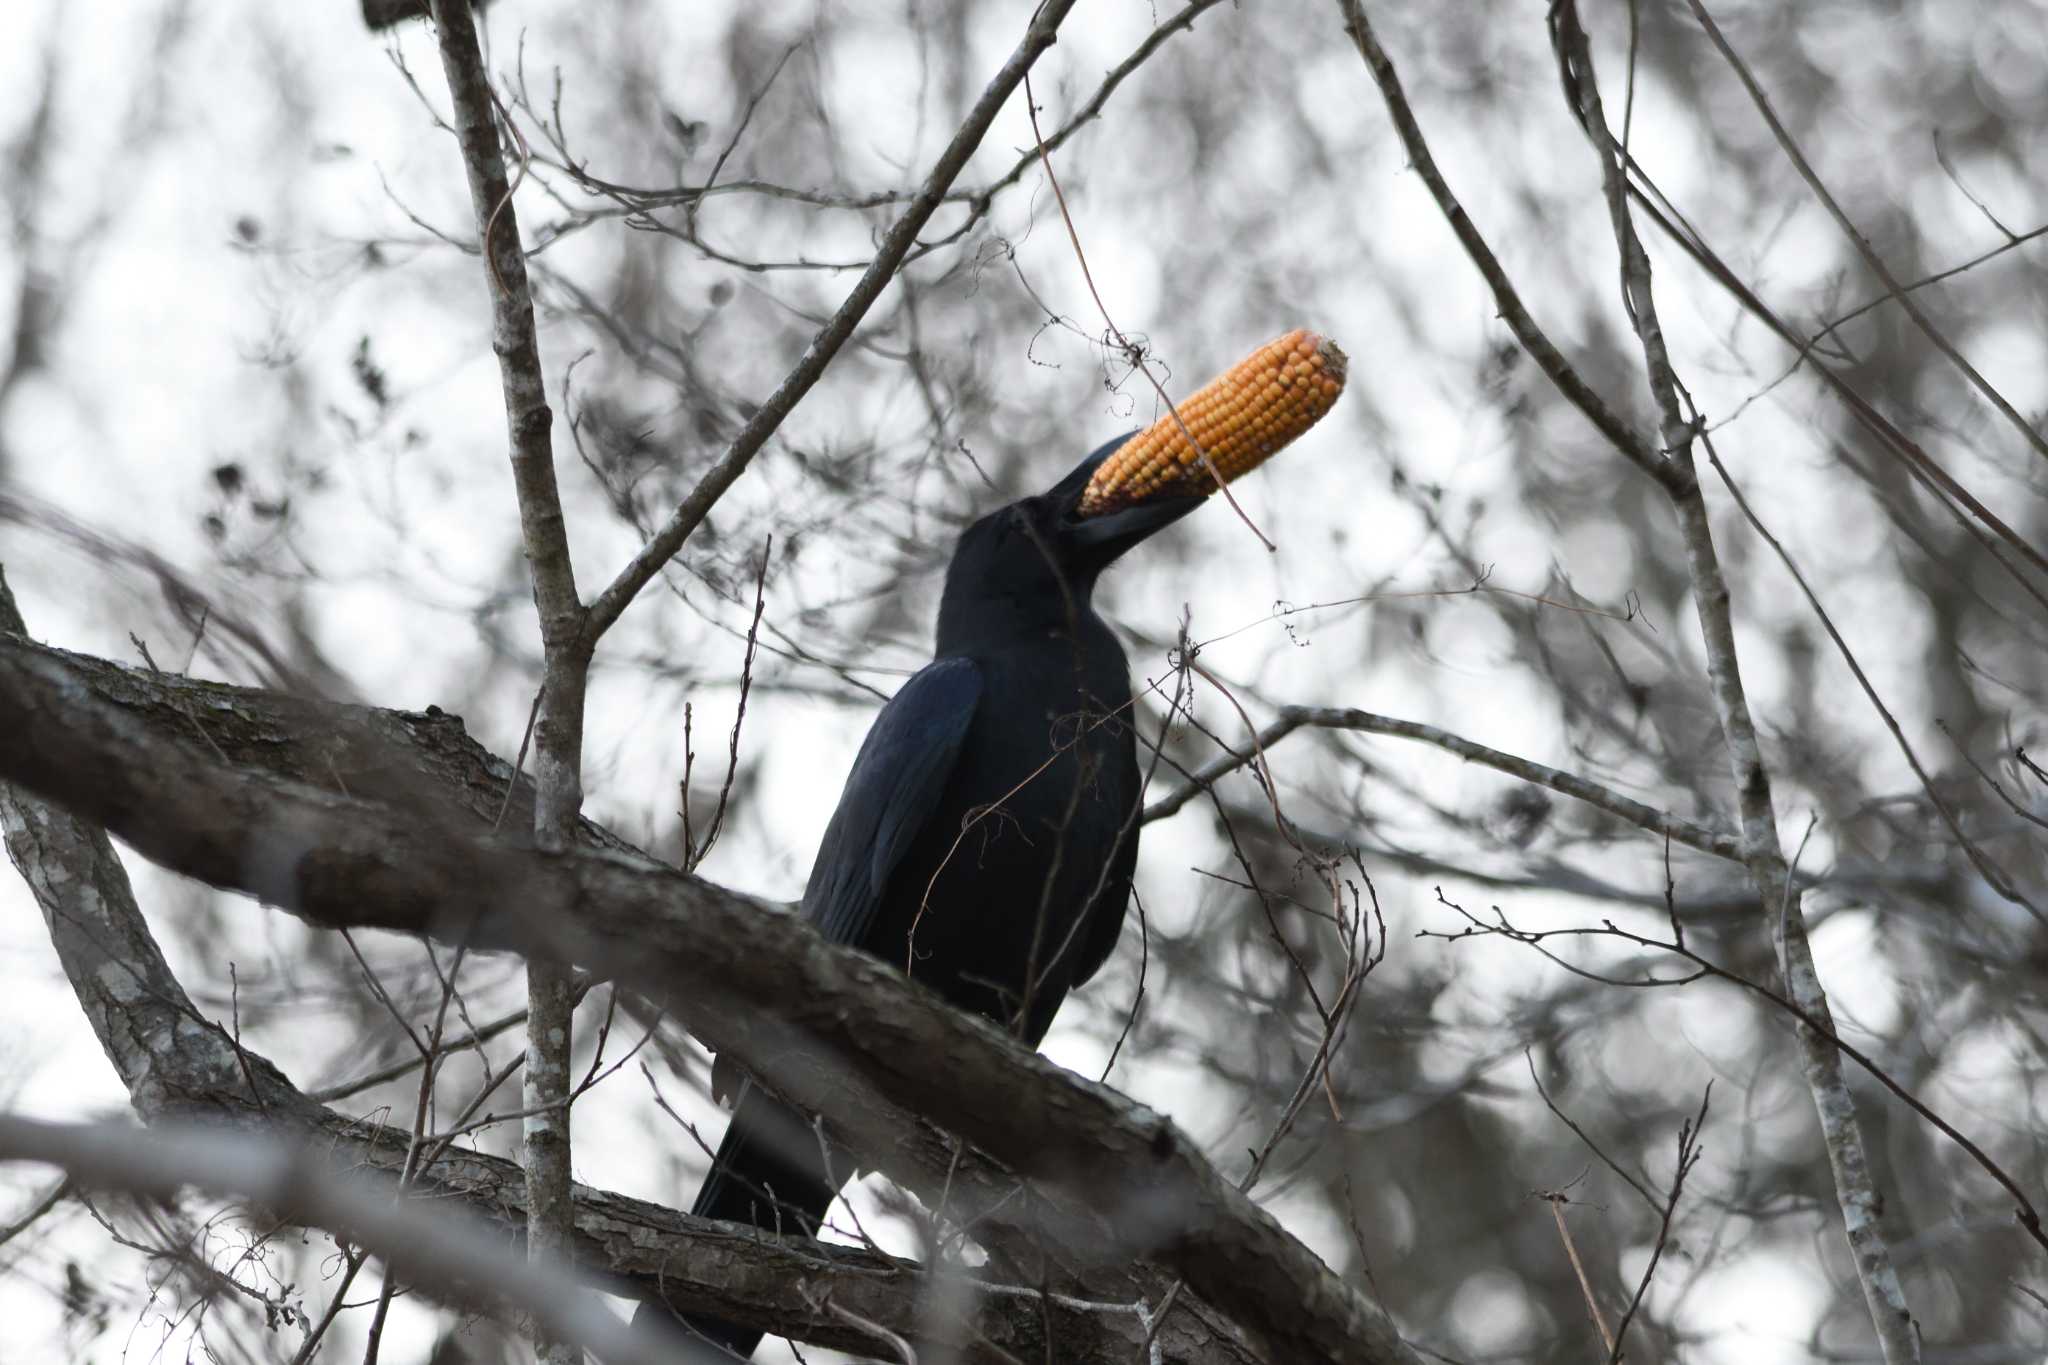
[580,0,1081,643]
[1546,4,1919,1354]
[1335,0,1668,484]
[0,1115,696,1365]
[0,702,1260,1354]
[1336,4,1923,1354]
[0,631,1415,1365]
[425,7,587,1352]
[1144,702,1743,861]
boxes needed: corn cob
[1076,328,1347,517]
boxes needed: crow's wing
[802,655,982,947]
[679,663,979,1358]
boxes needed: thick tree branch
[0,632,644,859]
[0,632,1414,1365]
[0,633,1258,1360]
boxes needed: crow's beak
[1050,433,1205,559]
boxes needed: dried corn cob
[1076,328,1347,517]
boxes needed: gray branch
[1546,5,1920,1354]
[425,6,589,1350]
[1337,5,1923,1355]
[0,627,1380,1363]
[0,578,1256,1361]
[1144,702,1743,861]
[0,1114,701,1365]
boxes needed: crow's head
[939,331,1347,648]
[938,433,1206,642]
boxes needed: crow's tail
[635,1084,842,1358]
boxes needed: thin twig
[1545,1191,1616,1355]
[1020,70,1273,550]
[1144,702,1742,860]
[1684,0,2048,470]
[1608,1085,1710,1363]
[1433,897,2046,1255]
[0,1175,69,1250]
[363,942,470,1364]
[688,537,770,870]
[285,1245,368,1365]
[309,997,550,1103]
[581,0,1083,643]
[1615,150,2048,594]
[1526,1053,1659,1213]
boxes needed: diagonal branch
[1335,0,1667,484]
[0,631,1418,1365]
[1683,0,2048,471]
[1612,158,2048,595]
[1607,1084,1709,1363]
[0,644,1257,1360]
[581,0,1082,644]
[1143,702,1743,861]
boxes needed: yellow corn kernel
[1076,328,1348,517]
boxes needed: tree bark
[0,580,1268,1364]
[0,621,1339,1364]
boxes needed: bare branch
[1683,0,2048,471]
[0,1175,68,1251]
[1608,1084,1710,1364]
[0,633,1420,1365]
[1543,4,1923,1354]
[1526,1053,1660,1214]
[0,1115,698,1365]
[429,5,594,1349]
[581,0,1083,643]
[1437,899,2047,1255]
[1543,1191,1615,1356]
[1699,437,2044,928]
[1335,0,1668,483]
[1611,160,2048,596]
[1145,702,1743,860]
